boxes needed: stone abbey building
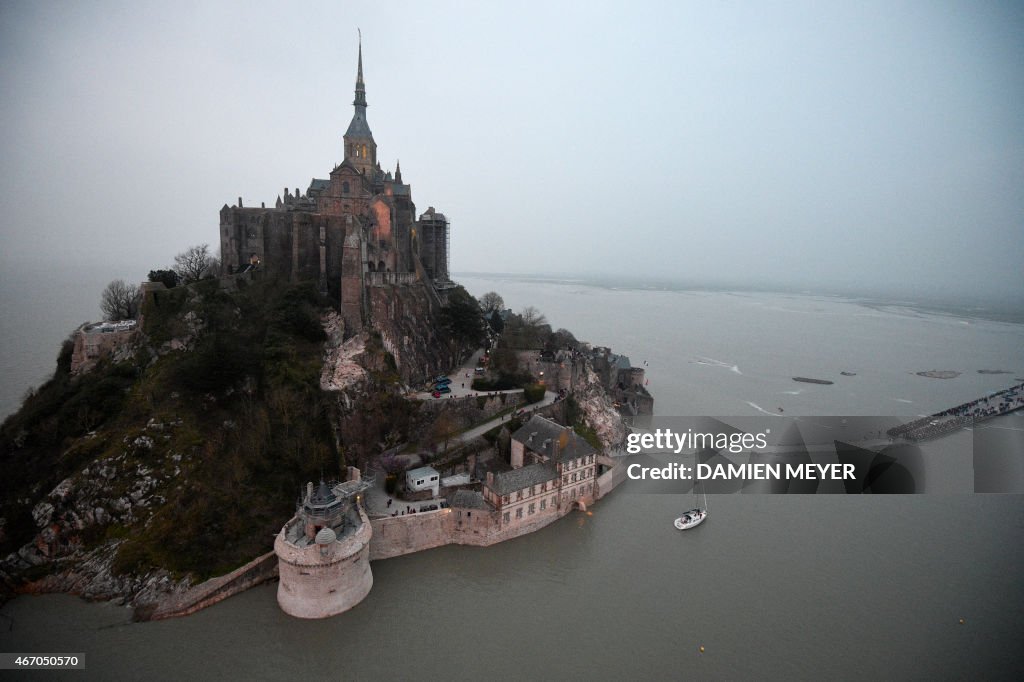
[218,40,451,333]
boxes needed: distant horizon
[455,270,1024,316]
[2,254,1021,320]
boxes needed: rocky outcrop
[14,542,188,608]
[320,312,369,391]
[0,421,192,608]
[572,360,626,450]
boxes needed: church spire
[343,30,376,173]
[353,29,367,109]
[395,159,402,184]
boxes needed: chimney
[238,197,243,207]
[306,481,313,502]
[486,471,494,489]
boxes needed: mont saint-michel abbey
[219,40,451,333]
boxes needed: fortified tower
[274,468,374,619]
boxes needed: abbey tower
[219,37,451,334]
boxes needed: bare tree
[174,244,215,283]
[430,410,459,454]
[478,291,504,313]
[100,279,140,321]
[520,306,547,328]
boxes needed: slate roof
[308,178,330,194]
[345,111,374,139]
[511,415,597,464]
[489,462,557,496]
[511,415,565,447]
[449,489,490,510]
[331,158,363,175]
[311,481,336,506]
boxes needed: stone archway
[573,500,587,512]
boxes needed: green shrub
[523,383,546,404]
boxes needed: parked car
[434,385,451,394]
[435,376,451,385]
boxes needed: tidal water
[2,274,1023,679]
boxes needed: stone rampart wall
[70,328,138,376]
[420,392,524,421]
[595,457,625,500]
[370,496,593,559]
[369,508,453,560]
[145,550,278,621]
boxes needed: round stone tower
[275,474,374,618]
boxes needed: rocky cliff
[571,359,628,451]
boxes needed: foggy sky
[1,1,1022,301]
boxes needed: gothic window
[503,512,510,524]
[367,262,375,272]
[516,508,523,519]
[342,181,350,194]
[362,144,367,158]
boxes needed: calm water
[2,274,1023,680]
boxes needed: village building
[406,465,440,497]
[482,415,598,527]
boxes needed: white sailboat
[674,477,708,530]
